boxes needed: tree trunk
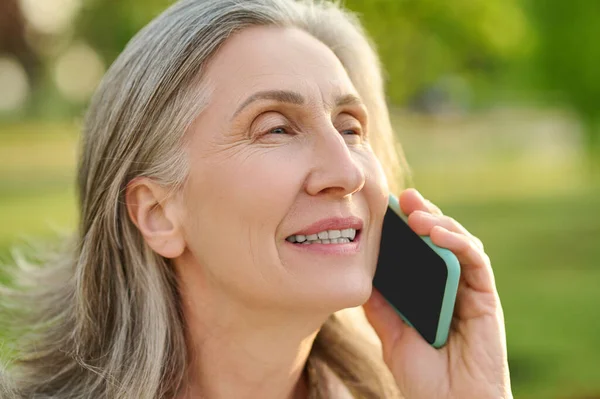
[0,0,42,87]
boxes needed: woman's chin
[300,274,373,312]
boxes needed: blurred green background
[1,0,599,398]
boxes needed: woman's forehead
[202,25,358,105]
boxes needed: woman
[0,0,512,398]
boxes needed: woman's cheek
[362,152,390,236]
[360,150,389,195]
[238,149,307,202]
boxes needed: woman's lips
[289,216,363,237]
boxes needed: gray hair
[1,0,408,397]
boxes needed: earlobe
[125,177,186,259]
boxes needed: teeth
[298,237,351,245]
[328,230,341,239]
[295,235,306,243]
[287,228,357,244]
[341,228,356,240]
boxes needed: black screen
[372,206,448,344]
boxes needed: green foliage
[76,0,173,63]
[344,0,531,105]
[523,0,600,162]
[525,0,600,117]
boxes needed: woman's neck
[174,275,329,399]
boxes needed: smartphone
[372,193,461,348]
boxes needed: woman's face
[177,25,389,313]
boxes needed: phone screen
[372,205,449,345]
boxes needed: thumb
[362,288,411,354]
[363,288,438,371]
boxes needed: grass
[1,112,599,399]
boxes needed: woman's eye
[340,125,363,137]
[336,113,364,138]
[269,126,289,135]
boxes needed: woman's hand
[362,188,512,399]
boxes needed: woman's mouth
[284,229,362,255]
[285,228,359,244]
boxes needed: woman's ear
[125,177,186,258]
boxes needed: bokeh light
[0,56,29,112]
[53,42,105,103]
[19,0,82,35]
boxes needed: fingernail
[411,188,425,202]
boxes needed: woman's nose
[304,125,366,198]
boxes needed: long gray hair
[0,0,409,397]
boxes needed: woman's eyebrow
[232,90,304,120]
[231,90,363,120]
[332,93,364,109]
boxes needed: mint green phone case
[386,193,461,348]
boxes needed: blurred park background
[0,0,599,398]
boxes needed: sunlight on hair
[53,43,105,103]
[0,57,29,112]
[19,0,82,34]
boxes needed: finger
[407,211,484,251]
[429,225,496,294]
[398,188,444,217]
[423,199,443,216]
[398,188,429,216]
[363,288,443,380]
